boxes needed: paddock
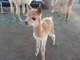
[0,0,80,60]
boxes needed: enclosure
[0,0,80,60]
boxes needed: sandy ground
[0,1,80,60]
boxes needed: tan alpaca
[24,5,55,60]
[51,0,74,21]
[9,0,33,21]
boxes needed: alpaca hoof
[20,19,22,22]
[52,42,55,46]
[34,52,38,57]
[51,10,54,13]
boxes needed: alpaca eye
[32,17,36,20]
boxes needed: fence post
[0,2,3,13]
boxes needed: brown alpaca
[51,0,74,21]
[24,5,55,60]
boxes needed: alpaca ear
[37,7,42,14]
[27,5,32,11]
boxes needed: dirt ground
[0,1,80,60]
